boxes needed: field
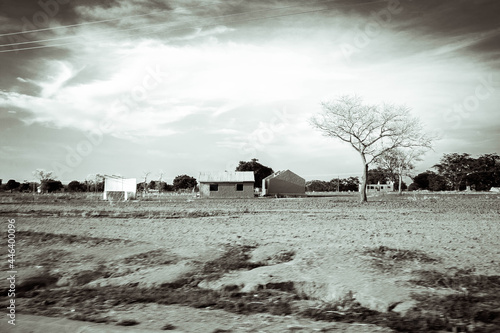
[2,192,500,333]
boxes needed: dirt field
[2,192,500,332]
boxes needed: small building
[364,181,394,193]
[262,170,306,197]
[103,176,136,200]
[198,171,254,198]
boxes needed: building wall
[266,178,305,195]
[264,170,306,196]
[365,183,394,193]
[199,182,254,198]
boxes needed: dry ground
[1,192,500,332]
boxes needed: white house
[363,181,394,193]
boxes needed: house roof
[198,171,255,183]
[264,169,304,182]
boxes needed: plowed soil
[2,193,500,332]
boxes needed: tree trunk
[359,154,368,202]
[398,173,403,195]
[398,165,403,195]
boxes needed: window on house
[209,184,218,191]
[236,184,244,191]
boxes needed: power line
[0,0,388,53]
[0,0,220,37]
[0,0,334,48]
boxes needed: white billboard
[103,177,136,200]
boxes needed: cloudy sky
[1,0,499,184]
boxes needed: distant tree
[67,181,84,192]
[412,171,448,191]
[148,180,157,190]
[160,182,174,192]
[43,180,63,193]
[433,153,474,191]
[173,175,197,190]
[235,158,273,189]
[141,171,151,193]
[136,182,145,192]
[306,180,332,192]
[408,183,418,191]
[84,174,105,192]
[311,95,433,202]
[367,167,390,185]
[306,177,359,192]
[397,181,408,191]
[19,182,33,192]
[157,171,164,193]
[413,172,430,190]
[5,179,21,191]
[340,176,360,192]
[428,173,448,191]
[33,169,54,193]
[33,169,53,182]
[466,153,500,191]
[376,148,428,194]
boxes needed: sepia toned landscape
[2,192,500,332]
[2,0,500,332]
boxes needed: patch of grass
[21,284,296,318]
[301,291,381,324]
[161,323,177,330]
[72,266,111,285]
[18,230,132,246]
[364,246,438,271]
[404,269,500,332]
[412,268,500,293]
[17,274,60,293]
[116,319,140,326]
[122,249,178,266]
[18,248,500,332]
[268,250,296,264]
[202,245,267,278]
[68,313,112,324]
[300,268,500,332]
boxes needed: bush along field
[1,193,500,332]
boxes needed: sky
[1,0,499,184]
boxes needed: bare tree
[33,169,53,182]
[376,148,428,194]
[32,169,55,193]
[142,171,151,195]
[158,170,164,194]
[311,95,433,202]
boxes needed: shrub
[408,183,419,191]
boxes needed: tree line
[0,159,275,194]
[411,153,500,191]
[304,153,499,193]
